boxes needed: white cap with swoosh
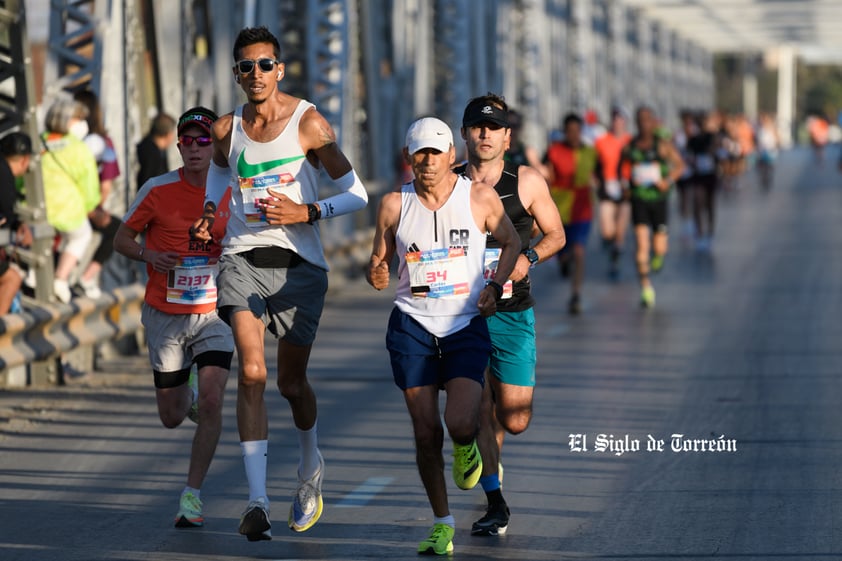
[405,117,453,155]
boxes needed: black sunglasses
[235,58,279,74]
[179,135,212,147]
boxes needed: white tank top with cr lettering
[395,175,486,338]
[223,100,327,270]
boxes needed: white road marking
[335,476,394,508]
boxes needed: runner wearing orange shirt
[594,107,632,279]
[114,106,233,529]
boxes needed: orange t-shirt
[595,132,631,181]
[124,168,231,315]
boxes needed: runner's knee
[238,359,267,388]
[496,403,532,435]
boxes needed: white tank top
[223,100,328,270]
[394,175,487,337]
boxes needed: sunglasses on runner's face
[179,135,212,147]
[235,58,279,74]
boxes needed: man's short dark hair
[0,132,33,157]
[563,112,583,129]
[636,105,655,121]
[151,113,176,138]
[233,26,282,61]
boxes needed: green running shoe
[418,523,454,555]
[650,254,664,273]
[174,491,203,528]
[452,439,482,490]
[640,286,656,308]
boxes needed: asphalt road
[1,147,840,560]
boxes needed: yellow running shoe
[452,440,482,490]
[650,254,664,273]
[418,523,454,555]
[640,286,656,309]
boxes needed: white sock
[297,421,320,479]
[241,440,268,503]
[181,486,200,500]
[434,514,455,528]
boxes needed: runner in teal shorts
[457,94,565,536]
[486,308,537,387]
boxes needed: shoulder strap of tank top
[228,105,245,159]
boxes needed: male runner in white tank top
[189,26,368,541]
[366,116,520,555]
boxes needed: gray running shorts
[141,303,234,373]
[216,250,328,346]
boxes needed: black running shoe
[568,294,581,316]
[559,258,570,278]
[471,502,510,536]
[239,498,272,541]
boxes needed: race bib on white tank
[406,247,470,299]
[239,172,301,228]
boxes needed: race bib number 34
[166,256,219,305]
[407,247,470,299]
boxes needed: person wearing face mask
[40,98,101,303]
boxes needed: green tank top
[623,136,671,202]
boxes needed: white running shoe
[288,450,324,532]
[53,279,72,304]
[79,277,102,299]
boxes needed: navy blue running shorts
[386,307,490,391]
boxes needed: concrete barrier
[0,284,145,386]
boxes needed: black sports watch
[307,203,321,224]
[523,247,539,266]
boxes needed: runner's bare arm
[659,141,686,192]
[114,222,179,273]
[474,182,518,315]
[367,192,400,291]
[265,108,368,225]
[520,166,566,263]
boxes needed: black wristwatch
[486,281,504,299]
[523,247,539,266]
[307,203,321,224]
